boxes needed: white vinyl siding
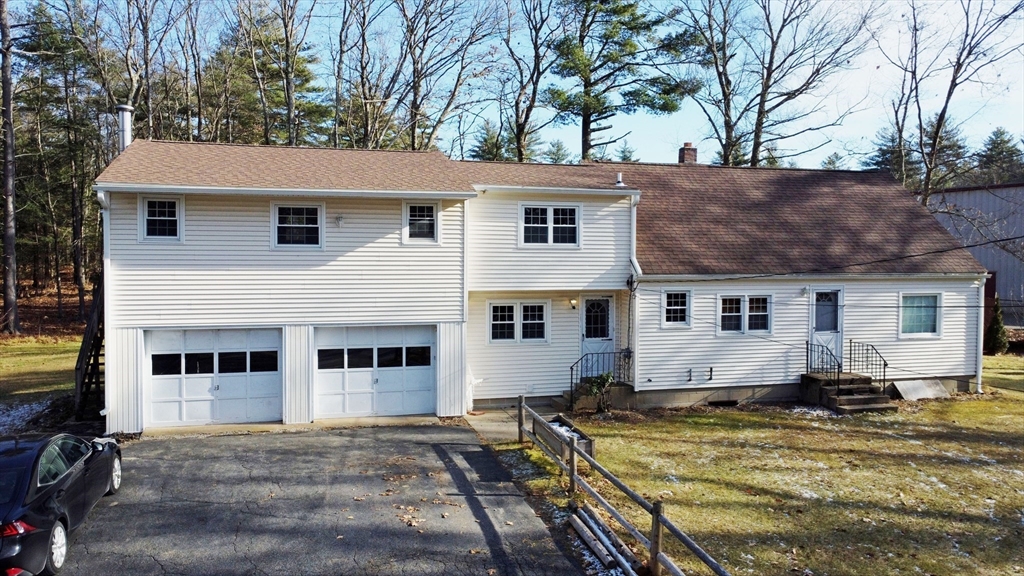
[466,193,632,291]
[104,327,144,434]
[468,290,629,400]
[106,193,464,327]
[635,278,981,391]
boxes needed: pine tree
[614,140,637,162]
[974,127,1024,185]
[864,128,922,188]
[469,120,514,161]
[543,140,574,164]
[821,152,845,170]
[984,295,1009,355]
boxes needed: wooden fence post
[650,500,664,576]
[568,436,578,494]
[517,395,525,444]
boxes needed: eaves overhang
[634,272,989,282]
[93,182,479,200]
[472,184,641,197]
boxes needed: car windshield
[0,469,23,505]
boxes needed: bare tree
[673,0,872,166]
[878,0,1024,204]
[0,0,16,333]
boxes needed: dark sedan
[0,434,121,576]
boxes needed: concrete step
[550,395,570,412]
[835,403,898,415]
[828,384,882,396]
[831,394,892,407]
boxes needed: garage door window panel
[249,351,279,372]
[348,348,374,369]
[152,354,182,375]
[317,349,346,370]
[218,352,247,373]
[185,353,214,374]
[406,346,431,366]
[377,347,403,368]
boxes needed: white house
[929,183,1023,327]
[93,134,986,434]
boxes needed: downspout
[629,195,642,387]
[975,276,985,394]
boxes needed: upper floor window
[141,197,182,241]
[718,295,772,334]
[403,202,440,244]
[900,293,941,337]
[520,204,579,247]
[274,204,323,248]
[662,290,692,328]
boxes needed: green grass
[504,393,1024,576]
[0,336,80,403]
[984,354,1024,391]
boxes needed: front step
[835,403,899,415]
[801,371,897,415]
[826,394,891,410]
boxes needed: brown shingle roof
[96,140,473,192]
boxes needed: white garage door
[315,326,435,418]
[146,329,283,426]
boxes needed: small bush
[984,295,1009,355]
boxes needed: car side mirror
[92,441,105,452]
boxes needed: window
[141,197,182,241]
[404,203,439,243]
[218,352,248,373]
[663,291,691,327]
[718,295,772,334]
[317,349,346,370]
[249,351,279,372]
[37,445,69,486]
[185,353,214,374]
[406,347,431,367]
[347,348,374,369]
[520,204,580,246]
[901,294,940,336]
[489,301,549,343]
[274,205,322,248]
[152,354,181,376]
[377,347,404,368]
[58,437,91,466]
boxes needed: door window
[815,291,839,332]
[37,445,70,486]
[57,437,91,466]
[585,300,610,339]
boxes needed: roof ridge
[133,140,447,155]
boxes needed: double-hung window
[662,290,692,328]
[488,302,548,343]
[520,204,579,246]
[900,293,941,337]
[140,197,182,241]
[274,204,323,248]
[403,202,440,243]
[718,295,772,334]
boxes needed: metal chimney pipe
[116,104,134,152]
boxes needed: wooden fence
[517,396,731,576]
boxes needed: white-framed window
[402,201,440,244]
[661,290,692,328]
[899,292,942,337]
[487,301,549,343]
[139,196,183,242]
[717,294,772,335]
[273,203,324,249]
[518,203,581,247]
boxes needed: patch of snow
[798,489,821,500]
[788,406,840,418]
[549,422,584,442]
[0,401,49,435]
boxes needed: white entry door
[314,326,436,418]
[811,289,843,363]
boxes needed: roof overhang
[93,182,479,200]
[636,272,989,282]
[472,184,641,197]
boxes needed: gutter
[93,182,478,200]
[976,278,985,394]
[629,195,642,277]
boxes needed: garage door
[315,326,435,418]
[146,329,283,426]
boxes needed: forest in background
[1,0,1022,333]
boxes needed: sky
[527,1,1024,168]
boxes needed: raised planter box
[533,414,595,462]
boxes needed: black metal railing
[74,278,105,420]
[806,341,842,388]
[847,340,888,384]
[569,349,633,410]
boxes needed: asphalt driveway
[66,424,579,576]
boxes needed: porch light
[335,215,344,226]
[570,298,578,309]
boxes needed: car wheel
[40,520,67,576]
[106,454,122,496]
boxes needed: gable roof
[95,140,474,194]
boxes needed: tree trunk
[1,0,18,333]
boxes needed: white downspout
[629,194,642,277]
[629,195,642,387]
[976,277,985,394]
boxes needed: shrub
[984,295,1009,355]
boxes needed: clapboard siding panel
[466,193,632,291]
[635,278,981,390]
[107,193,464,326]
[467,290,630,399]
[437,321,467,416]
[105,328,142,434]
[283,325,313,424]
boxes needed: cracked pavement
[65,425,580,575]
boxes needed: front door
[811,289,843,363]
[581,297,615,377]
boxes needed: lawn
[0,336,80,403]
[985,353,1024,391]
[506,392,1024,576]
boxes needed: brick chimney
[678,142,697,164]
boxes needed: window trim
[138,195,184,243]
[898,292,943,339]
[660,289,693,329]
[402,201,442,245]
[486,300,551,344]
[272,202,325,250]
[715,294,774,336]
[517,202,582,249]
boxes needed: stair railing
[805,341,842,388]
[569,349,633,410]
[846,340,888,384]
[74,278,104,420]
